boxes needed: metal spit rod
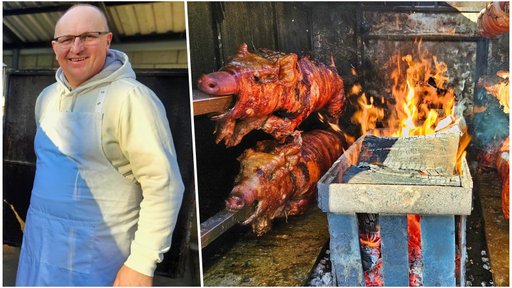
[200,206,253,249]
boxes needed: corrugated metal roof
[109,2,186,36]
[3,1,186,49]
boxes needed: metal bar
[380,215,409,286]
[458,216,467,286]
[363,34,481,42]
[474,38,489,104]
[421,215,456,286]
[3,159,36,167]
[193,89,232,116]
[327,213,365,286]
[200,206,252,249]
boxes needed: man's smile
[69,57,88,62]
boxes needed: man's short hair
[55,4,110,36]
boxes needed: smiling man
[15,4,184,286]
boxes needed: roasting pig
[197,43,345,147]
[225,129,346,236]
[496,137,509,220]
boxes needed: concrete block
[318,133,473,215]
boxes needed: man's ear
[51,41,58,59]
[106,32,113,48]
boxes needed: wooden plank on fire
[341,164,462,187]
[380,215,409,286]
[358,132,461,175]
[193,89,232,116]
[421,215,456,286]
[327,213,365,286]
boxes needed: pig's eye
[253,75,260,82]
[265,74,277,81]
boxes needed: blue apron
[16,86,143,286]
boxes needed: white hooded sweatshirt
[34,49,185,277]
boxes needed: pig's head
[197,43,301,96]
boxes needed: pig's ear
[278,54,299,85]
[237,43,249,56]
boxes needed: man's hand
[113,265,153,286]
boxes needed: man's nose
[69,37,85,53]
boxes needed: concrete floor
[3,245,199,286]
[472,163,510,286]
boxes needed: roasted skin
[198,43,345,147]
[225,130,345,236]
[496,137,509,220]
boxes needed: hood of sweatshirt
[55,49,136,95]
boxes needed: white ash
[308,250,334,286]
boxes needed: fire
[350,84,385,136]
[389,45,455,137]
[354,43,466,287]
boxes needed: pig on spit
[496,137,509,220]
[197,43,345,147]
[224,129,346,236]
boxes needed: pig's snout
[225,194,245,211]
[198,71,238,95]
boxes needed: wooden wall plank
[219,2,277,61]
[187,2,218,86]
[274,2,311,55]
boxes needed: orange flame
[389,44,455,137]
[349,43,457,139]
[349,83,385,137]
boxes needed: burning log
[225,129,346,236]
[197,43,345,147]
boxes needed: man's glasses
[52,32,109,47]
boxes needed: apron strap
[95,86,109,114]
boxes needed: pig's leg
[224,116,268,147]
[262,115,304,141]
[214,118,236,145]
[324,91,345,123]
[285,187,316,216]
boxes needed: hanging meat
[477,1,509,39]
[197,43,345,147]
[496,137,509,220]
[225,129,346,236]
